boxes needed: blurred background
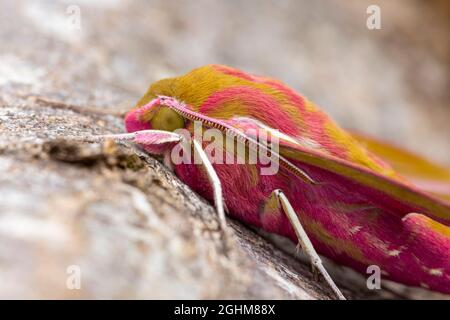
[0,0,449,300]
[0,0,449,164]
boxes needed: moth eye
[150,107,185,132]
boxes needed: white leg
[274,189,346,300]
[192,139,227,231]
[68,130,181,143]
[74,132,137,143]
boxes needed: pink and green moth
[98,65,450,298]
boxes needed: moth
[91,65,450,299]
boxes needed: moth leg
[73,130,182,155]
[192,139,227,231]
[268,189,346,300]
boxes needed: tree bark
[1,0,447,300]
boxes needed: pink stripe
[199,86,302,136]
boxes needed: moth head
[126,64,262,133]
[125,102,185,133]
[126,76,188,133]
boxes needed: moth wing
[225,116,450,225]
[350,132,450,203]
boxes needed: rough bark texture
[0,0,448,299]
[0,96,383,299]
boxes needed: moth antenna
[156,95,318,185]
[33,96,127,117]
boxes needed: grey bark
[0,0,448,300]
